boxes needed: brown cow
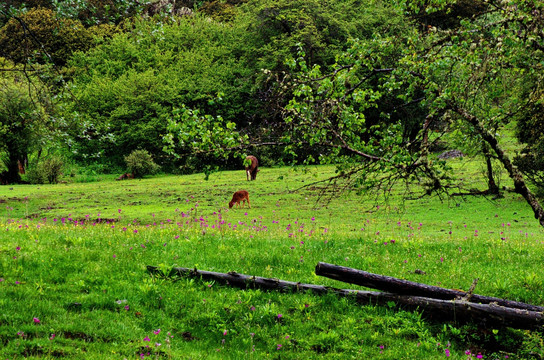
[229,190,250,209]
[245,156,259,181]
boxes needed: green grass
[1,164,543,359]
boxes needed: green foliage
[124,149,159,177]
[240,0,408,72]
[54,0,417,173]
[393,0,544,207]
[163,104,248,166]
[1,0,50,10]
[514,98,544,195]
[235,0,412,134]
[51,0,147,25]
[0,62,49,183]
[397,0,488,30]
[200,1,239,22]
[26,156,64,184]
[64,16,256,167]
[0,8,95,66]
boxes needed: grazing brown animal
[116,173,134,180]
[245,155,259,181]
[229,190,250,209]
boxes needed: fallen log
[147,265,544,330]
[315,262,544,313]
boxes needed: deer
[116,173,134,180]
[245,155,259,181]
[229,190,250,209]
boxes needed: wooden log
[147,265,544,329]
[315,262,544,313]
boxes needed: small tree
[124,149,160,178]
[26,156,64,184]
[0,67,48,184]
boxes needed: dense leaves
[0,60,49,184]
[63,16,255,168]
[514,97,544,195]
[0,8,98,66]
[124,149,160,177]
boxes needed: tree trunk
[147,265,544,329]
[449,103,544,227]
[315,262,544,313]
[482,142,500,195]
[4,150,22,184]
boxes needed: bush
[0,8,93,66]
[26,156,64,184]
[124,150,160,178]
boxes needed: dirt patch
[181,331,196,341]
[73,218,118,224]
[437,149,465,159]
[63,331,94,342]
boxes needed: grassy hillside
[1,164,543,359]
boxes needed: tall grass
[1,165,543,359]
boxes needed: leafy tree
[232,0,414,148]
[0,60,49,184]
[401,0,488,30]
[63,16,256,168]
[239,0,408,72]
[163,104,247,169]
[394,0,544,225]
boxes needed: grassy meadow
[1,162,544,359]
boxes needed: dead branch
[315,262,544,313]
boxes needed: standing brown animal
[245,155,259,181]
[229,190,250,209]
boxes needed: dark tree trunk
[4,151,22,184]
[147,265,544,329]
[482,143,500,195]
[315,262,544,312]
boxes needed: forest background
[1,0,544,221]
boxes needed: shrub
[124,150,160,178]
[27,156,64,184]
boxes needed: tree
[237,0,412,133]
[63,16,256,169]
[0,61,49,184]
[396,0,544,226]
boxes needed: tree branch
[448,101,544,227]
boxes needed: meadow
[1,163,543,359]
